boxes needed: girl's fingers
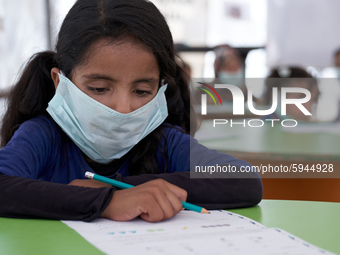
[142,179,185,221]
[162,187,184,216]
[163,180,188,202]
[101,179,187,222]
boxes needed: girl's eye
[88,87,109,93]
[133,89,152,96]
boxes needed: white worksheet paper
[62,210,335,255]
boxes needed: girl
[0,0,262,222]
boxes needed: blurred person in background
[261,67,320,122]
[334,48,340,80]
[196,45,247,104]
[213,45,247,100]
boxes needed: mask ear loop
[159,79,167,89]
[60,70,66,76]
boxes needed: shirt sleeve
[120,171,262,210]
[120,126,263,209]
[0,174,114,221]
[165,126,257,173]
[0,116,114,221]
[0,116,55,178]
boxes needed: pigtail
[0,51,57,147]
[174,60,197,134]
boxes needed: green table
[196,119,340,162]
[0,200,339,254]
[230,200,340,255]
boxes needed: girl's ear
[51,67,61,89]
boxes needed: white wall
[0,0,48,89]
[267,0,340,68]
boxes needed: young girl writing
[0,0,262,222]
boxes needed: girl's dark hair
[1,0,196,175]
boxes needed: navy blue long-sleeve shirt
[0,115,262,221]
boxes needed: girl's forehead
[74,38,157,68]
[71,38,160,80]
[88,37,153,57]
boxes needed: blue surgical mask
[336,67,340,79]
[46,74,168,164]
[218,70,244,87]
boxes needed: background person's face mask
[47,74,168,164]
[335,67,340,79]
[218,70,244,87]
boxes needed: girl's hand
[101,179,187,222]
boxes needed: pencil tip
[201,208,210,214]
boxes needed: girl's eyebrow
[133,78,158,83]
[83,74,158,83]
[82,74,115,81]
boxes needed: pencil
[85,171,209,214]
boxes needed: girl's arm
[0,116,186,222]
[0,174,113,221]
[0,174,187,222]
[120,171,262,209]
[0,116,116,221]
[119,126,263,209]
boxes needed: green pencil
[85,171,209,214]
